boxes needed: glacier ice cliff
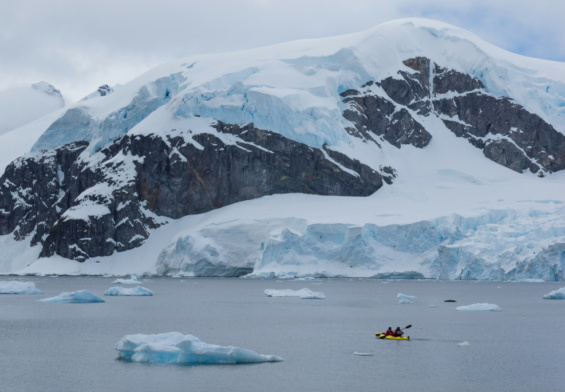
[157,207,565,281]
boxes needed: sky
[1,0,564,103]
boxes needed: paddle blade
[404,325,412,329]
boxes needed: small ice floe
[0,281,42,295]
[353,352,374,356]
[104,286,153,296]
[457,341,471,347]
[542,287,565,300]
[115,332,283,365]
[397,293,417,304]
[264,288,326,299]
[40,290,105,303]
[112,275,140,284]
[429,305,438,308]
[456,303,502,311]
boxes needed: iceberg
[104,286,154,296]
[40,290,105,303]
[264,288,326,299]
[542,287,565,299]
[456,303,502,311]
[112,275,140,284]
[397,293,417,304]
[115,332,283,365]
[0,281,42,294]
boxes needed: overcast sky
[1,0,563,103]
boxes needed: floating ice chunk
[264,288,326,299]
[0,281,42,294]
[353,352,374,356]
[457,341,471,347]
[115,332,283,365]
[104,286,154,296]
[112,275,140,284]
[542,287,565,299]
[40,290,105,303]
[397,293,417,304]
[397,293,417,299]
[456,303,502,311]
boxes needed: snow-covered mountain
[0,18,564,280]
[0,82,65,135]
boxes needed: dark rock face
[0,124,383,261]
[341,57,565,174]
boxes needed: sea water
[0,277,563,392]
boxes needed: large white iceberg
[0,281,42,294]
[40,290,105,303]
[105,286,154,296]
[456,303,502,311]
[264,288,326,299]
[115,332,283,365]
[542,287,565,299]
[112,275,141,284]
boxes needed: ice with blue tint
[456,303,502,311]
[104,286,153,296]
[40,290,105,303]
[0,281,42,294]
[397,293,417,304]
[112,275,140,284]
[32,73,185,153]
[542,287,565,299]
[115,332,283,365]
[264,288,326,299]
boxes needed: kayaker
[385,327,394,336]
[394,327,404,337]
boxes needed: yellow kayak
[375,333,410,340]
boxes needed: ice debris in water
[40,290,105,303]
[115,332,283,365]
[264,288,326,299]
[354,352,374,356]
[456,303,502,311]
[397,293,417,304]
[457,341,471,347]
[542,287,565,299]
[0,281,42,294]
[105,286,153,296]
[112,275,140,284]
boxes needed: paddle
[379,325,411,339]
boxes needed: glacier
[0,19,564,280]
[154,205,565,281]
[115,332,283,365]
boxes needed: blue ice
[0,281,42,294]
[40,290,105,303]
[543,287,565,299]
[115,332,283,365]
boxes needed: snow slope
[0,18,564,279]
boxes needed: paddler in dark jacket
[394,327,404,337]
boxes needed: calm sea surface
[0,277,563,392]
